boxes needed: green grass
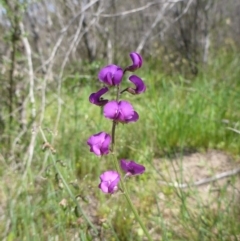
[1,50,240,240]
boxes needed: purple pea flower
[120,159,145,176]
[125,52,143,72]
[89,87,109,106]
[99,170,120,194]
[87,132,111,156]
[121,75,146,95]
[103,100,139,123]
[98,64,124,86]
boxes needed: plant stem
[111,121,117,152]
[39,127,98,235]
[113,156,153,241]
[110,81,153,241]
[111,83,121,152]
[116,83,120,101]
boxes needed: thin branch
[61,0,100,33]
[19,22,37,178]
[227,127,240,135]
[136,2,175,53]
[19,22,36,120]
[38,0,100,71]
[159,167,240,189]
[53,4,101,134]
[38,126,98,235]
[94,1,162,17]
[150,0,194,41]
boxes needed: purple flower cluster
[86,52,146,194]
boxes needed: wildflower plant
[87,52,152,240]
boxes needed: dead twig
[159,167,240,189]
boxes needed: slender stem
[111,121,117,151]
[123,186,153,241]
[39,127,98,235]
[113,156,153,241]
[8,28,17,149]
[116,84,120,101]
[110,80,153,240]
[111,84,121,152]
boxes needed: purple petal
[130,52,143,68]
[100,134,111,155]
[87,132,105,146]
[129,75,146,94]
[87,132,111,156]
[92,145,101,156]
[125,52,143,72]
[120,159,129,173]
[118,101,135,122]
[108,175,120,193]
[129,161,145,175]
[98,65,123,86]
[106,72,113,85]
[99,170,119,182]
[99,181,110,193]
[104,101,119,120]
[120,160,145,176]
[125,111,139,123]
[104,101,139,123]
[99,171,120,193]
[98,65,113,83]
[89,87,109,106]
[113,67,124,85]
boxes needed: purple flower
[121,75,146,95]
[98,64,124,86]
[125,52,143,72]
[87,132,111,156]
[129,75,146,94]
[99,170,120,194]
[103,100,139,123]
[89,87,109,106]
[120,159,145,176]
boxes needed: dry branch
[159,167,240,189]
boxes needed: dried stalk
[159,167,240,189]
[19,22,37,176]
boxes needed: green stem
[113,156,153,241]
[116,83,120,101]
[111,121,117,152]
[39,127,98,235]
[110,80,153,241]
[111,84,120,152]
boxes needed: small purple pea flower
[103,100,139,123]
[99,170,120,194]
[89,87,109,106]
[87,132,111,156]
[98,64,124,86]
[120,159,145,176]
[125,52,143,72]
[121,75,146,95]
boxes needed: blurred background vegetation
[0,0,240,240]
